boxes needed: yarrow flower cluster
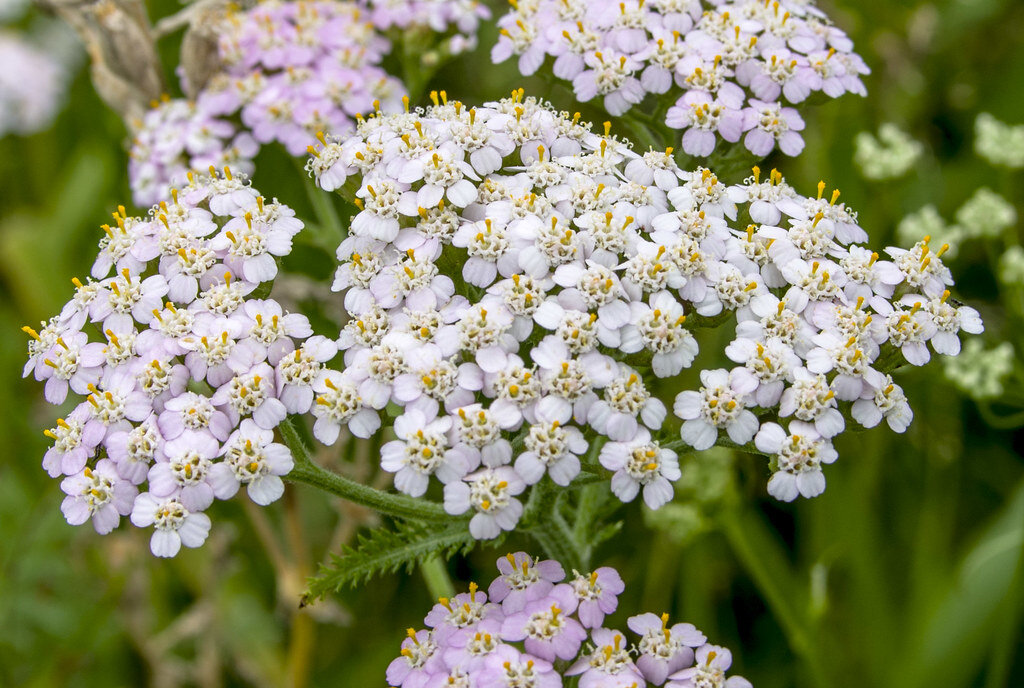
[942,339,1014,402]
[975,113,1024,169]
[491,0,868,157]
[387,552,751,688]
[954,188,1017,241]
[305,90,981,533]
[129,0,405,206]
[23,169,326,557]
[360,0,491,56]
[0,31,70,137]
[129,98,259,209]
[853,124,923,181]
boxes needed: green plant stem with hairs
[281,418,451,522]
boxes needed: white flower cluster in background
[306,91,980,537]
[23,171,329,557]
[853,124,924,181]
[491,0,868,158]
[975,113,1024,169]
[999,246,1024,288]
[943,339,1014,401]
[360,0,491,55]
[0,31,72,138]
[896,205,962,260]
[0,0,27,22]
[129,0,406,207]
[955,188,1017,241]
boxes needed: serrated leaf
[302,521,476,603]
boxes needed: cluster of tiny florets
[305,91,980,530]
[853,124,923,181]
[360,0,490,55]
[492,0,868,158]
[0,31,70,137]
[387,552,751,688]
[23,170,326,557]
[129,0,405,206]
[975,112,1024,169]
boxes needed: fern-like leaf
[301,521,476,604]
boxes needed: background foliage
[2,0,1023,686]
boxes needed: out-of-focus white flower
[975,113,1024,169]
[0,31,72,138]
[955,188,1017,240]
[999,245,1024,287]
[943,339,1015,401]
[853,124,924,180]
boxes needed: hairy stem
[530,512,584,573]
[524,479,586,571]
[420,555,456,601]
[281,419,449,522]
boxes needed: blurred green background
[2,0,1024,686]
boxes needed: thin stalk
[523,478,586,571]
[284,491,315,688]
[571,482,607,570]
[281,419,449,521]
[420,555,456,601]
[530,512,584,573]
[302,173,345,245]
[719,506,831,687]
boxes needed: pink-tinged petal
[178,512,212,548]
[208,463,240,500]
[779,131,806,156]
[681,419,717,450]
[611,471,641,503]
[92,504,120,534]
[150,529,182,557]
[247,475,285,505]
[61,496,91,525]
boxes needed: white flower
[674,369,759,450]
[311,369,382,444]
[381,410,474,496]
[588,365,667,441]
[600,429,680,509]
[628,291,700,377]
[778,368,844,438]
[444,467,527,539]
[755,421,838,501]
[210,419,294,505]
[851,375,913,432]
[130,493,212,558]
[515,406,588,486]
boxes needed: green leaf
[302,521,477,603]
[896,475,1024,688]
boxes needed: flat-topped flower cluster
[23,171,328,557]
[492,0,869,157]
[129,0,406,207]
[362,0,491,55]
[129,0,494,208]
[306,92,980,537]
[387,552,751,688]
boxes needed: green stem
[523,479,586,571]
[420,554,456,601]
[571,482,607,569]
[530,513,584,573]
[302,174,345,245]
[719,506,831,687]
[280,419,449,522]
